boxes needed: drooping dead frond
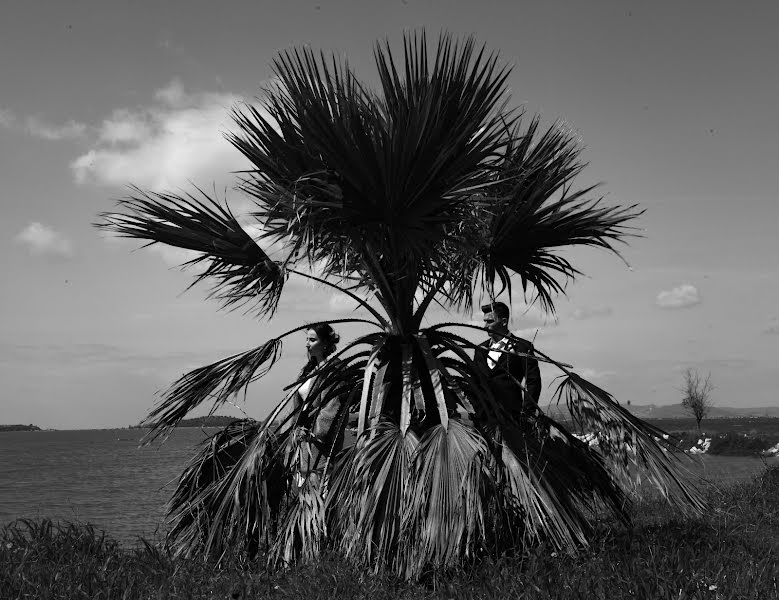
[269,478,327,568]
[164,418,285,559]
[142,339,283,442]
[143,320,380,442]
[97,187,287,316]
[488,417,630,553]
[402,420,490,574]
[326,421,419,574]
[553,373,706,514]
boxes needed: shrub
[708,432,773,456]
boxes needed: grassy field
[646,417,779,439]
[644,418,779,459]
[3,459,777,600]
[685,454,779,484]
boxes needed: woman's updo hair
[300,323,340,379]
[310,322,340,357]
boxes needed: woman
[291,323,347,485]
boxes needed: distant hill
[177,415,246,427]
[0,424,42,432]
[544,403,779,421]
[625,404,779,419]
[132,415,245,429]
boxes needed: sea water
[0,428,212,546]
[1,428,775,547]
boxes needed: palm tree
[98,31,705,579]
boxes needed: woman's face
[305,329,325,362]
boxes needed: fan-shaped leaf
[98,187,287,316]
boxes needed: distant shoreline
[0,424,42,432]
[4,412,779,433]
[129,415,243,429]
[0,416,246,432]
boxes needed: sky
[1,0,778,429]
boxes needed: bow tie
[487,338,509,369]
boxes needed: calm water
[0,428,214,546]
[1,429,775,548]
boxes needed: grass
[3,465,778,599]
[662,429,779,457]
[646,417,779,439]
[707,432,776,456]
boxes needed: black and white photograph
[1,1,777,597]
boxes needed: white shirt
[297,376,315,400]
[487,338,510,369]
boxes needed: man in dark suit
[473,301,542,421]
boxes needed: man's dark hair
[481,301,510,321]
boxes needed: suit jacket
[473,336,542,415]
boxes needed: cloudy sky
[2,1,777,429]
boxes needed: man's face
[483,311,508,340]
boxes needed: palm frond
[326,421,419,574]
[490,428,577,549]
[403,420,490,573]
[430,323,703,516]
[97,186,287,316]
[552,373,707,513]
[476,117,644,313]
[142,339,283,442]
[164,418,286,559]
[287,268,390,328]
[371,31,513,242]
[269,478,327,567]
[228,31,514,318]
[427,323,572,370]
[143,319,380,441]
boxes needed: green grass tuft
[3,466,779,599]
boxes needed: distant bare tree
[681,368,714,432]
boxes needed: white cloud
[25,116,86,140]
[95,228,130,246]
[577,368,616,380]
[230,197,261,219]
[0,107,86,140]
[240,222,265,242]
[656,284,701,309]
[512,327,546,341]
[82,80,285,273]
[327,293,367,315]
[467,300,556,331]
[155,79,187,105]
[0,107,15,128]
[148,244,202,267]
[98,109,152,144]
[509,301,557,327]
[15,222,74,257]
[571,305,613,320]
[71,80,273,191]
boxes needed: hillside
[544,403,779,421]
[0,424,42,432]
[627,404,779,419]
[132,415,244,429]
[177,415,245,427]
